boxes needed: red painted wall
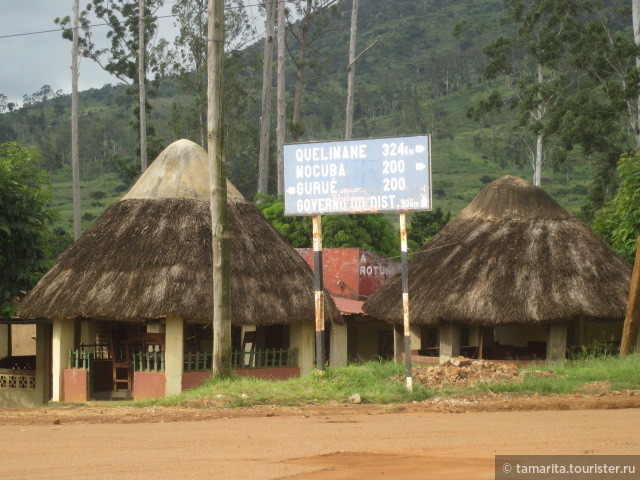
[182,367,301,391]
[63,369,89,402]
[358,250,401,298]
[297,248,400,300]
[133,371,166,400]
[182,371,211,391]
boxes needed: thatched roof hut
[363,175,631,326]
[18,139,339,326]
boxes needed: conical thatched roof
[19,139,340,326]
[363,175,632,326]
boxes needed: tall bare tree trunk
[276,0,286,195]
[345,0,358,140]
[633,0,640,148]
[208,0,231,377]
[72,0,81,241]
[138,0,148,172]
[291,0,311,142]
[258,0,276,195]
[533,62,543,187]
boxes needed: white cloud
[0,0,178,104]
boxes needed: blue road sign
[284,135,431,215]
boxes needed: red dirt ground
[1,393,639,479]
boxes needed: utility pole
[258,0,276,195]
[71,0,81,241]
[620,237,640,355]
[345,0,358,140]
[138,0,148,172]
[276,0,286,195]
[208,0,231,377]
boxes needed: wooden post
[208,0,231,377]
[345,0,358,140]
[313,215,325,372]
[400,213,412,390]
[258,0,275,195]
[621,237,640,355]
[138,0,147,173]
[71,0,81,241]
[276,0,286,195]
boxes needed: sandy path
[1,407,638,480]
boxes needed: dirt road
[1,396,639,480]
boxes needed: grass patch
[90,355,640,408]
[131,361,437,408]
[476,354,640,395]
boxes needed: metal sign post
[399,212,412,390]
[283,135,432,386]
[313,215,325,373]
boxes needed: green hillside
[0,0,626,236]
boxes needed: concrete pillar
[329,322,348,369]
[409,325,422,353]
[35,324,52,404]
[547,322,567,362]
[0,324,8,358]
[393,324,404,363]
[165,313,184,396]
[439,322,461,363]
[80,320,97,347]
[52,318,75,402]
[290,321,314,376]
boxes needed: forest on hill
[1,0,639,263]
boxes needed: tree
[164,0,254,147]
[0,143,56,317]
[276,0,286,195]
[593,151,640,263]
[467,90,503,161]
[569,1,640,148]
[55,0,165,173]
[483,0,584,186]
[287,0,343,142]
[407,207,452,253]
[345,0,358,140]
[255,195,399,257]
[72,0,82,240]
[258,0,276,195]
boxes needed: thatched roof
[19,139,340,326]
[363,175,632,326]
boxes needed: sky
[0,0,254,105]
[0,1,270,106]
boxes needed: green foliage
[0,0,618,238]
[133,361,434,407]
[114,153,141,187]
[255,195,399,257]
[322,214,399,258]
[593,151,640,263]
[130,355,640,407]
[407,207,452,252]
[255,194,311,248]
[0,143,56,316]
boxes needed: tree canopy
[255,194,399,258]
[0,143,56,316]
[593,151,640,263]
